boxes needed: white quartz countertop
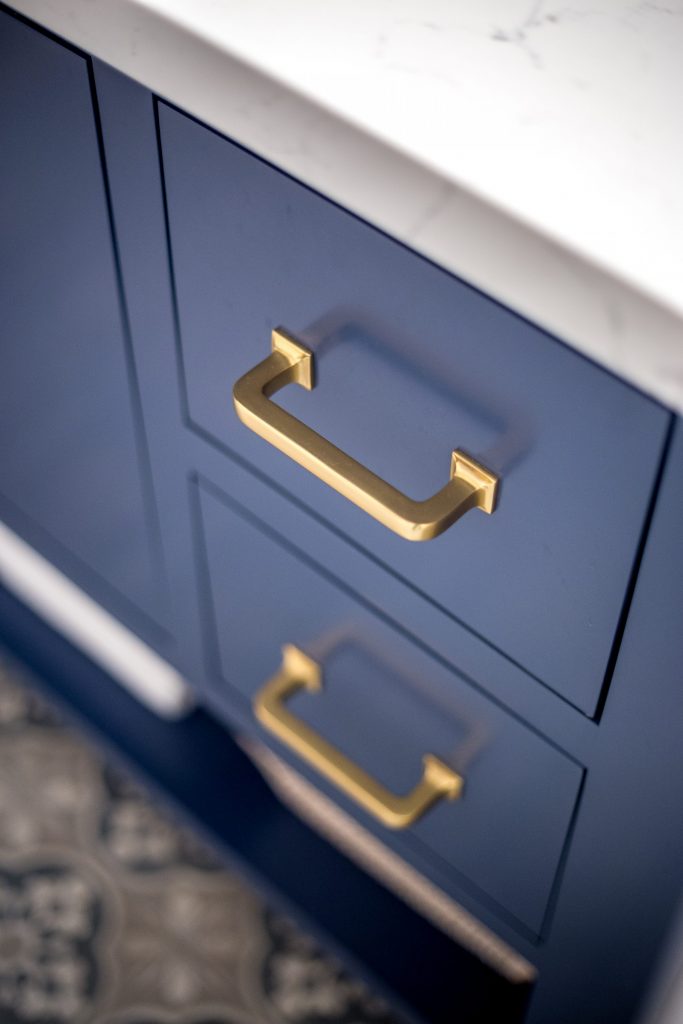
[9,0,683,412]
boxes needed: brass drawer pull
[254,644,463,829]
[233,328,498,541]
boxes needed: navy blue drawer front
[196,476,583,938]
[159,102,668,718]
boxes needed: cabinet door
[0,12,167,638]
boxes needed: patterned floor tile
[0,655,398,1024]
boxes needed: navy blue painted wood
[195,446,603,772]
[0,582,532,1024]
[88,57,206,677]
[0,10,168,639]
[157,101,670,718]
[6,32,680,1024]
[524,418,683,1024]
[196,476,583,938]
[92,62,596,794]
[84,46,592,957]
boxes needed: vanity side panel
[527,417,683,1024]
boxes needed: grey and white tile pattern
[0,655,398,1024]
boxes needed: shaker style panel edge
[158,100,669,718]
[0,10,168,637]
[195,476,584,938]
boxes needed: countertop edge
[6,0,683,414]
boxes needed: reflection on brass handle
[254,644,463,829]
[233,328,499,541]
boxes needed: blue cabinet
[0,11,168,641]
[2,11,683,1024]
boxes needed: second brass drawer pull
[233,328,499,541]
[254,644,463,829]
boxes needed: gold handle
[254,644,463,829]
[233,328,498,541]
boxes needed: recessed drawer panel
[196,477,583,937]
[160,102,669,716]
